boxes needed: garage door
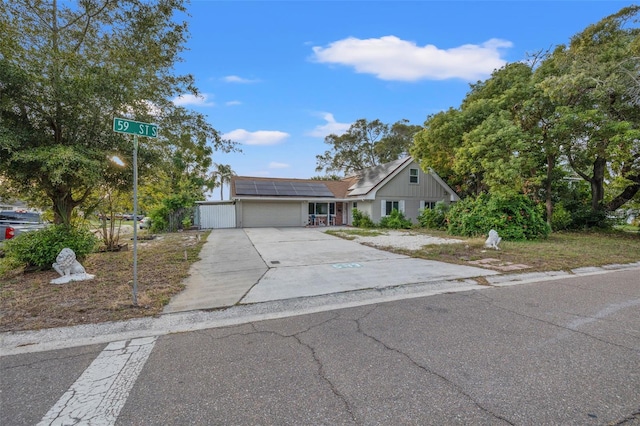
[241,201,303,227]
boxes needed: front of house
[198,157,460,229]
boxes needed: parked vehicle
[0,210,47,248]
[139,216,152,229]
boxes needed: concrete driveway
[164,227,498,313]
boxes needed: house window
[309,202,332,215]
[382,200,404,216]
[409,168,419,184]
[353,202,357,210]
[420,201,437,210]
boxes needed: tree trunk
[606,175,640,211]
[590,157,606,211]
[52,191,77,226]
[545,154,555,227]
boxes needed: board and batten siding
[374,164,451,223]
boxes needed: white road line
[38,336,157,426]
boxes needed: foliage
[411,6,640,226]
[149,193,195,232]
[418,201,450,230]
[549,203,573,231]
[379,209,413,229]
[352,209,375,228]
[3,225,98,269]
[210,164,236,201]
[0,1,236,226]
[310,174,343,181]
[316,119,421,175]
[446,194,550,240]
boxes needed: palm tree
[212,163,236,200]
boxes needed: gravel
[338,230,464,251]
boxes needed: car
[139,217,152,229]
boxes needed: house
[198,157,460,228]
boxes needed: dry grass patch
[333,228,640,273]
[0,231,209,332]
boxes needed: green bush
[3,225,99,269]
[418,201,449,230]
[550,203,572,231]
[352,208,375,228]
[379,209,412,229]
[447,193,550,240]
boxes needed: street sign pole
[113,118,158,306]
[132,135,139,306]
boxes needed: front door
[336,202,344,225]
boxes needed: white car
[139,217,152,229]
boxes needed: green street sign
[113,117,158,138]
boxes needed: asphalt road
[2,269,639,425]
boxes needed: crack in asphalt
[609,408,640,425]
[289,332,359,425]
[462,292,640,353]
[191,314,358,423]
[0,348,104,370]
[354,306,515,426]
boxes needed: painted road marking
[332,263,362,269]
[38,336,157,426]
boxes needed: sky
[169,0,635,199]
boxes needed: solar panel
[234,180,334,197]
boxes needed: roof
[231,176,351,199]
[346,157,412,197]
[230,157,459,201]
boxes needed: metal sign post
[113,117,158,305]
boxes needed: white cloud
[226,100,242,106]
[312,36,512,82]
[306,112,351,138]
[269,162,290,169]
[223,129,290,146]
[172,93,215,107]
[223,75,260,84]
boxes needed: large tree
[0,0,234,225]
[316,118,420,175]
[539,6,640,212]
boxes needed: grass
[325,229,386,239]
[1,226,638,333]
[0,230,209,332]
[338,227,640,273]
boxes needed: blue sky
[170,1,633,199]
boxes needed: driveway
[164,228,498,313]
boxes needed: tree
[0,0,235,226]
[539,6,640,212]
[212,164,236,200]
[316,119,419,175]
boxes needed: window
[353,202,357,209]
[420,201,437,210]
[308,202,332,215]
[382,200,404,216]
[409,168,419,184]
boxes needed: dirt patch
[0,231,208,332]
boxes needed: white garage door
[242,201,303,227]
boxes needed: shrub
[3,225,99,269]
[352,208,375,228]
[550,202,572,231]
[418,201,449,230]
[447,193,550,240]
[379,209,412,229]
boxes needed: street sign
[113,117,158,138]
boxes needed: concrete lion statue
[52,248,87,277]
